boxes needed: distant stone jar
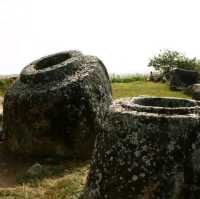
[82,97,200,199]
[3,50,112,159]
[169,68,199,90]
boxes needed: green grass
[112,81,190,99]
[0,161,89,199]
[0,79,14,96]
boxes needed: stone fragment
[185,83,200,100]
[27,163,44,177]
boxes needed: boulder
[169,68,199,90]
[82,97,200,199]
[27,163,44,177]
[3,50,112,159]
[185,84,200,100]
[149,71,163,82]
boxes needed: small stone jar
[82,97,200,199]
[3,50,112,159]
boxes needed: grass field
[0,161,88,199]
[0,79,191,199]
[112,81,190,99]
[0,79,190,99]
[0,79,14,96]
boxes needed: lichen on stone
[82,96,200,199]
[3,50,112,159]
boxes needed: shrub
[110,74,147,83]
[0,79,14,96]
[148,50,200,80]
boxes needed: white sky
[1,0,200,75]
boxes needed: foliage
[148,50,200,79]
[0,79,14,96]
[110,74,147,83]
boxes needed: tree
[148,50,200,80]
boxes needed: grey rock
[185,83,200,100]
[169,68,199,90]
[27,163,44,177]
[149,71,163,82]
[3,50,112,159]
[82,96,200,199]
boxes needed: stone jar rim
[20,50,83,84]
[120,96,199,115]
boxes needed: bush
[110,74,147,83]
[0,79,14,96]
[148,50,200,80]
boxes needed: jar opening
[133,97,196,108]
[121,97,198,115]
[35,53,72,70]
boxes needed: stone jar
[169,68,199,91]
[3,50,112,159]
[82,97,200,199]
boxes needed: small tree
[148,50,200,80]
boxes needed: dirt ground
[0,152,32,188]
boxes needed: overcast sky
[1,0,200,75]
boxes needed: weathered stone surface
[170,68,199,90]
[82,97,200,199]
[3,50,112,159]
[185,84,200,100]
[27,163,44,177]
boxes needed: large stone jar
[3,50,112,159]
[82,97,200,198]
